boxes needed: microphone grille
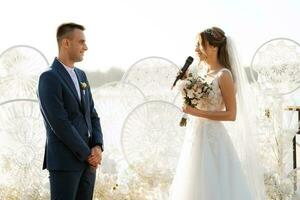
[187,56,194,63]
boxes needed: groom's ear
[61,38,70,49]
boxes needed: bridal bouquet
[178,72,213,126]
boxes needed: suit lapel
[75,68,87,113]
[51,58,82,106]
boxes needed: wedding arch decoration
[92,81,145,147]
[121,100,185,186]
[0,99,48,199]
[0,45,49,103]
[250,38,300,199]
[121,56,179,102]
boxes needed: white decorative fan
[121,100,186,181]
[0,99,47,192]
[121,56,180,102]
[0,45,49,102]
[250,38,300,96]
[92,81,145,148]
[172,91,184,108]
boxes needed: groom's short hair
[56,22,85,44]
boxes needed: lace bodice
[195,66,232,111]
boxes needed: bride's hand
[182,105,194,115]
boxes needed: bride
[170,27,265,200]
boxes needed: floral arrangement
[254,104,296,199]
[93,148,172,199]
[264,171,294,200]
[258,129,297,199]
[80,82,88,90]
[177,72,213,126]
[0,147,173,200]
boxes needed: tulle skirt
[170,117,253,200]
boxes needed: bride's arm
[182,71,236,121]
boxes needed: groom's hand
[87,146,102,167]
[90,165,98,171]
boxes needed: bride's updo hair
[199,27,232,72]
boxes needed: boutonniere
[80,82,89,90]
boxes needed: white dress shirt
[59,61,81,101]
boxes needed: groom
[38,23,104,200]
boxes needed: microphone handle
[171,64,189,89]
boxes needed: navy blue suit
[38,58,103,200]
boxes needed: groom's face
[67,29,88,62]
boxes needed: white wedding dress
[170,68,253,200]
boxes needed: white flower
[191,99,198,105]
[196,88,202,94]
[80,82,88,90]
[194,92,200,99]
[187,90,194,98]
[175,80,185,90]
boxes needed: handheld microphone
[171,56,194,89]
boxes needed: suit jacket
[38,58,103,171]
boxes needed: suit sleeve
[38,72,91,161]
[83,72,104,151]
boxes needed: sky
[0,0,299,72]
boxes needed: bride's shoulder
[217,68,234,86]
[217,68,233,78]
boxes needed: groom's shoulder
[40,67,56,77]
[39,68,57,82]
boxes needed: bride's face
[195,37,218,61]
[195,39,207,61]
